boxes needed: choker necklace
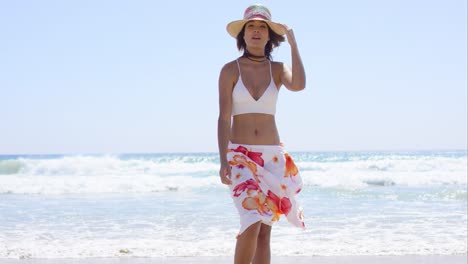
[243,52,267,62]
[246,56,266,62]
[246,53,266,59]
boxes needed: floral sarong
[227,142,305,237]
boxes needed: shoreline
[1,255,466,264]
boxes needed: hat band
[245,14,269,20]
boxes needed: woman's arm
[217,62,234,185]
[280,25,306,91]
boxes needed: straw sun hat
[226,4,286,38]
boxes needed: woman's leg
[234,221,262,264]
[252,223,272,264]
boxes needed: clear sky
[0,0,466,154]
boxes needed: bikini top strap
[268,60,273,79]
[236,59,242,79]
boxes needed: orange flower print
[233,179,259,197]
[241,190,292,222]
[242,191,273,217]
[267,190,292,216]
[228,143,305,234]
[228,154,258,176]
[272,155,279,163]
[284,153,298,178]
[230,145,264,167]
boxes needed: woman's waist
[232,113,276,124]
[230,114,279,145]
[231,126,279,143]
[229,131,280,146]
[232,114,277,131]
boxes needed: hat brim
[226,18,286,38]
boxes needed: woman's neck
[243,49,267,62]
[245,48,265,58]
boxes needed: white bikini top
[232,59,279,116]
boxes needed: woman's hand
[280,24,297,47]
[278,23,306,91]
[219,163,232,185]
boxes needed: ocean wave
[0,152,465,194]
[297,155,467,188]
[0,174,220,195]
[0,160,23,175]
[0,155,219,177]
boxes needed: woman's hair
[236,24,285,61]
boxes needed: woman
[218,4,306,264]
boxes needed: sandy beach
[1,255,466,264]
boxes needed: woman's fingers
[220,166,232,185]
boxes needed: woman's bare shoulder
[270,60,285,71]
[270,60,287,84]
[221,60,239,75]
[219,59,240,85]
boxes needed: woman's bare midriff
[230,113,280,145]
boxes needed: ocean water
[0,150,466,259]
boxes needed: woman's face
[243,20,270,49]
